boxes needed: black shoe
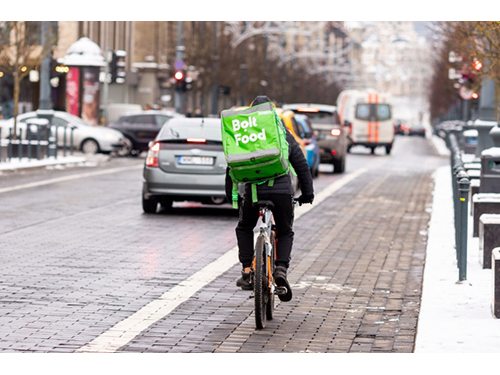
[236,270,252,290]
[274,266,292,302]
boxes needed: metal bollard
[70,127,74,155]
[458,177,471,281]
[54,125,58,159]
[8,128,12,160]
[455,169,467,258]
[47,126,57,158]
[18,128,23,160]
[63,126,67,157]
[27,125,32,159]
[37,125,41,160]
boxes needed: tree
[428,23,460,123]
[434,22,500,120]
[0,21,56,139]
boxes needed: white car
[0,110,126,154]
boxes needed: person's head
[250,95,274,107]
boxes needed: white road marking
[0,164,144,195]
[76,167,367,353]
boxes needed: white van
[337,89,394,154]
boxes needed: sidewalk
[415,163,500,352]
[0,155,87,172]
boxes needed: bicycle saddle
[254,200,274,209]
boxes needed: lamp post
[38,21,52,110]
[211,21,219,115]
[175,22,184,114]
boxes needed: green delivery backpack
[221,102,293,208]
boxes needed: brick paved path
[117,138,445,353]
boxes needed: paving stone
[0,139,445,352]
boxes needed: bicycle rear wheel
[266,229,276,320]
[254,235,268,329]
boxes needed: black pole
[39,21,52,110]
[211,22,219,115]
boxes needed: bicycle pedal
[275,286,288,295]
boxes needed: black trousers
[236,193,295,269]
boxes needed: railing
[0,122,75,163]
[448,131,471,281]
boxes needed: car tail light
[296,108,319,113]
[330,129,342,137]
[146,142,161,167]
[187,138,207,143]
[331,150,337,155]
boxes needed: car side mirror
[148,141,154,149]
[343,120,351,128]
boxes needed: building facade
[344,21,432,122]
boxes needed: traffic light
[110,50,126,84]
[473,58,483,71]
[174,70,184,81]
[174,70,186,91]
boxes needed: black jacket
[225,127,314,201]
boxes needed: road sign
[174,59,185,71]
[459,85,474,100]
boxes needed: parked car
[108,110,184,156]
[275,108,307,158]
[294,114,321,178]
[142,117,229,213]
[408,123,426,137]
[394,120,410,135]
[283,103,347,173]
[0,110,126,154]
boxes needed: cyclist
[225,95,314,302]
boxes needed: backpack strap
[232,181,239,209]
[250,178,276,203]
[251,183,258,203]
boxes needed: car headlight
[105,133,119,141]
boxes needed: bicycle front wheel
[254,235,268,329]
[266,229,276,321]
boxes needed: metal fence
[0,121,75,163]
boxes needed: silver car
[0,110,126,154]
[142,117,228,213]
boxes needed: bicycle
[252,199,296,329]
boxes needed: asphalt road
[0,135,447,353]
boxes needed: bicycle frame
[258,206,275,293]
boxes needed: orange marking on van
[339,94,348,123]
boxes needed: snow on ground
[415,165,500,353]
[0,156,86,172]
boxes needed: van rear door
[354,103,392,143]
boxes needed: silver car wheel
[82,139,99,154]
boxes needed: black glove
[297,194,314,206]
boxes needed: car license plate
[178,156,215,165]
